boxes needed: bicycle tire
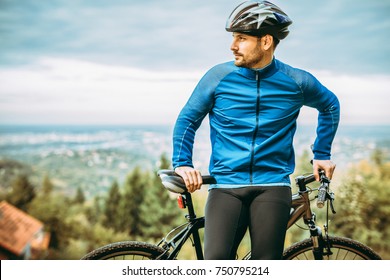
[81,241,167,260]
[283,236,381,260]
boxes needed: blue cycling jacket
[172,58,340,188]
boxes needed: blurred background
[0,0,389,260]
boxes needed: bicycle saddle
[157,170,188,194]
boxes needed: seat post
[184,192,197,221]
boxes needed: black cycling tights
[204,186,292,260]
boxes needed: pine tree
[7,174,36,211]
[119,167,147,237]
[158,153,171,171]
[42,174,54,196]
[138,154,181,239]
[73,186,86,204]
[103,180,122,231]
[28,192,74,250]
[109,155,181,240]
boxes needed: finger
[174,167,202,193]
[188,170,203,192]
[184,171,195,190]
[325,163,336,180]
[190,170,202,191]
[313,163,320,181]
[196,171,203,189]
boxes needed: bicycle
[81,169,381,260]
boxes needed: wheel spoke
[283,237,381,260]
[81,241,167,260]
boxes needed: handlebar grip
[202,175,217,185]
[317,173,330,208]
[316,184,327,208]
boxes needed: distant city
[0,124,389,198]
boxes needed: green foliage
[73,186,86,204]
[28,192,76,249]
[103,180,122,230]
[332,149,390,259]
[3,150,389,260]
[0,159,32,188]
[138,168,181,239]
[106,154,181,240]
[41,174,54,196]
[76,223,131,255]
[7,174,36,211]
[286,148,390,260]
[119,166,148,236]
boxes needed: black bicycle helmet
[226,1,292,40]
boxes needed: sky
[0,0,389,125]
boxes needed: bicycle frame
[82,170,380,260]
[288,191,312,228]
[156,171,328,260]
[289,174,327,259]
[289,174,319,231]
[156,191,205,260]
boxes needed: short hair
[273,37,280,49]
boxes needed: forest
[0,150,389,260]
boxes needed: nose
[230,38,238,52]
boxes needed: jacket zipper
[249,72,261,183]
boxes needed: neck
[252,52,274,69]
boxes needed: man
[172,1,340,259]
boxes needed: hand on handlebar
[174,166,203,193]
[312,159,336,181]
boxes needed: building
[0,201,50,259]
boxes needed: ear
[262,35,274,51]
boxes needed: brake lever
[328,191,336,214]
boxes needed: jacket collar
[238,57,278,80]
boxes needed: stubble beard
[233,44,264,69]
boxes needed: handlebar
[294,170,334,210]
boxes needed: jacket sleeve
[301,72,340,160]
[172,66,224,168]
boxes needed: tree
[28,192,75,250]
[7,174,36,211]
[333,149,390,259]
[42,174,54,196]
[73,186,86,204]
[119,167,148,236]
[139,154,181,239]
[103,180,122,231]
[157,153,171,171]
[113,155,180,240]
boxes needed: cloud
[0,0,389,74]
[298,70,390,125]
[0,57,202,124]
[0,0,235,69]
[0,1,389,125]
[0,57,389,125]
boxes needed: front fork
[307,214,332,260]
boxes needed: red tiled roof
[0,201,44,256]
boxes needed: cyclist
[172,1,340,259]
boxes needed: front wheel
[81,241,167,260]
[283,236,381,260]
